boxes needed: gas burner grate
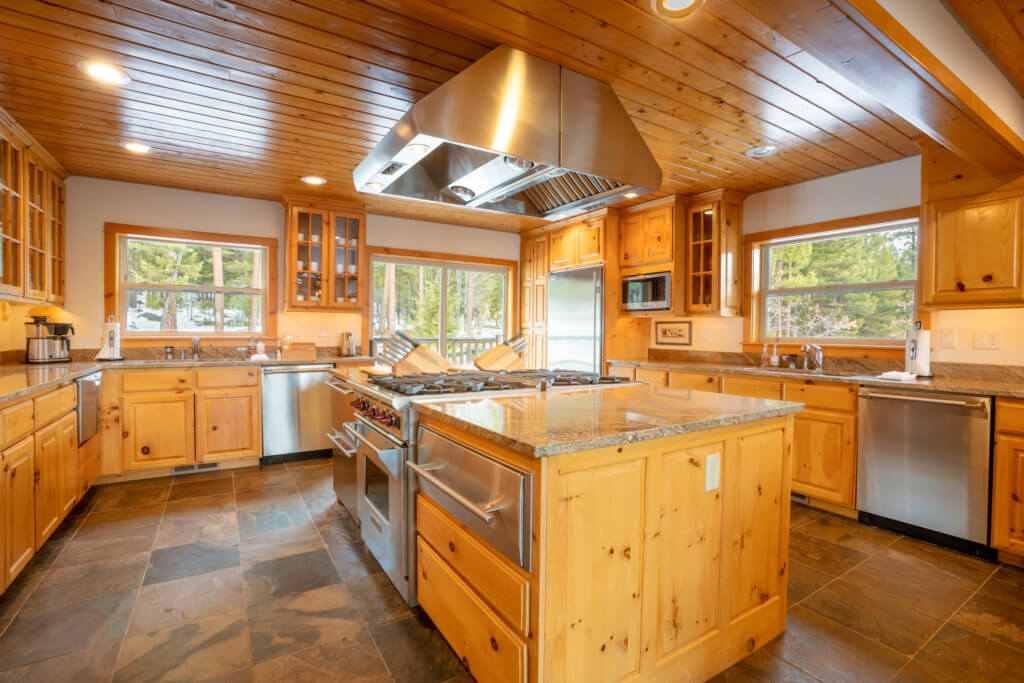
[368,369,629,395]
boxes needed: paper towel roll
[95,315,122,360]
[913,330,931,377]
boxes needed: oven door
[344,416,407,593]
[326,379,359,517]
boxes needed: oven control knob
[380,414,394,426]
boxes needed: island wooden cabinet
[4,435,35,587]
[920,194,1024,307]
[284,198,366,310]
[416,413,793,683]
[993,398,1024,556]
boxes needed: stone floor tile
[787,528,868,577]
[369,612,465,683]
[710,645,820,682]
[243,548,341,603]
[247,583,362,663]
[144,542,241,585]
[114,611,251,683]
[91,481,171,513]
[789,504,825,529]
[323,536,381,582]
[976,564,1024,608]
[802,576,945,654]
[168,476,235,502]
[130,566,245,636]
[0,639,121,683]
[347,572,412,626]
[238,521,324,565]
[252,627,391,682]
[796,514,900,556]
[155,499,238,549]
[237,501,311,541]
[19,551,149,617]
[767,605,907,683]
[285,456,332,471]
[897,623,1024,682]
[887,537,996,585]
[787,557,832,607]
[0,589,136,671]
[951,589,1024,652]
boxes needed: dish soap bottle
[761,344,770,367]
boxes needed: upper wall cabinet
[548,217,606,272]
[685,189,744,316]
[0,130,24,299]
[618,203,674,269]
[920,194,1024,307]
[285,198,366,311]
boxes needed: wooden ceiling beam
[731,0,1024,173]
[945,0,1024,97]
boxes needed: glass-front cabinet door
[48,176,65,304]
[286,201,365,310]
[0,132,23,297]
[687,201,716,313]
[25,154,47,300]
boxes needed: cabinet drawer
[122,370,193,393]
[784,380,857,412]
[1,401,34,449]
[34,390,62,429]
[196,367,259,389]
[721,376,783,400]
[57,384,76,414]
[634,368,668,387]
[669,371,721,392]
[996,398,1024,436]
[417,494,529,634]
[417,537,527,683]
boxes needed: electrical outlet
[318,327,329,337]
[973,331,1001,350]
[705,452,721,492]
[939,329,957,350]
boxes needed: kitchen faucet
[192,336,200,360]
[800,344,823,370]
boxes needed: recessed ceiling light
[404,144,430,155]
[654,0,702,18]
[301,176,327,185]
[78,61,131,85]
[744,145,778,159]
[366,182,384,191]
[624,192,639,199]
[123,142,150,154]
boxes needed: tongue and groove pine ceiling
[0,0,921,232]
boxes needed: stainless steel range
[326,368,629,605]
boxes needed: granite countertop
[608,359,1024,399]
[413,384,803,457]
[0,356,375,405]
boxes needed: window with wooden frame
[105,224,277,340]
[747,210,919,346]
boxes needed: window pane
[124,239,264,288]
[767,225,918,289]
[765,289,915,340]
[371,261,442,344]
[445,268,506,364]
[125,289,263,333]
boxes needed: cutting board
[473,344,525,371]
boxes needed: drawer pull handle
[408,461,502,525]
[449,541,455,553]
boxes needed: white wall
[60,177,519,351]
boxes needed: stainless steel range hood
[353,46,662,220]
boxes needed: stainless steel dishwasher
[857,387,992,551]
[261,364,334,458]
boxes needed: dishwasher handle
[262,365,334,375]
[407,461,503,525]
[860,390,989,413]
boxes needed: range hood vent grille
[522,171,623,214]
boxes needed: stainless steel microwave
[621,271,671,311]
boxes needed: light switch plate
[705,452,721,492]
[939,329,957,349]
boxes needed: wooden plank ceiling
[0,0,921,232]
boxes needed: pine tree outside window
[118,234,269,336]
[758,219,918,343]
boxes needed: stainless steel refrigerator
[546,265,603,373]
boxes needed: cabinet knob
[982,274,994,283]
[449,541,455,553]
[490,637,499,651]
[956,281,966,292]
[211,425,218,432]
[141,446,150,455]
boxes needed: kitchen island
[410,384,803,683]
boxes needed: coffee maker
[25,315,73,364]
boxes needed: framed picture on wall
[654,320,692,346]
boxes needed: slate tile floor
[0,458,466,683]
[0,458,1021,682]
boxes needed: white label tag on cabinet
[705,452,721,492]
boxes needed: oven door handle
[343,420,402,461]
[326,429,355,458]
[325,380,353,397]
[407,461,502,525]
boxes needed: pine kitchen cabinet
[285,197,366,310]
[414,387,797,683]
[617,196,686,316]
[196,367,261,463]
[547,217,608,272]
[685,189,744,316]
[520,233,549,370]
[4,435,35,588]
[993,398,1024,556]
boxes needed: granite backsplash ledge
[0,345,360,364]
[645,348,1024,384]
